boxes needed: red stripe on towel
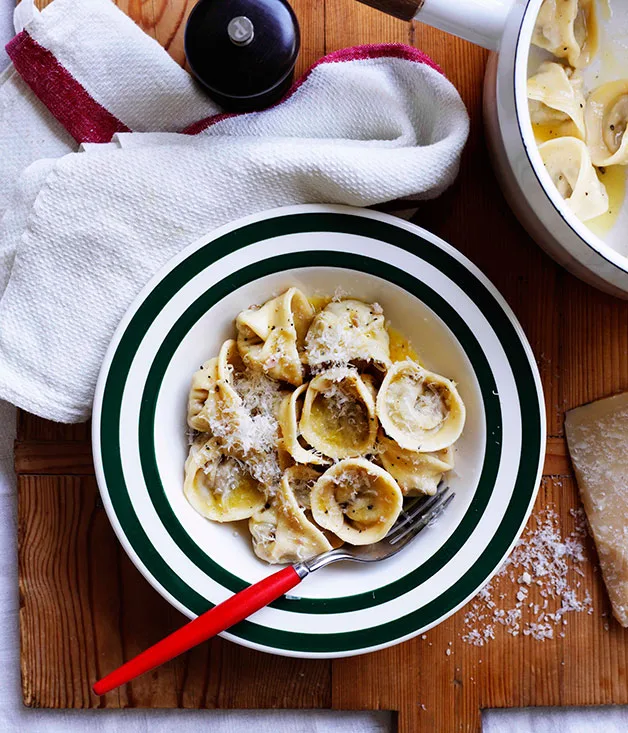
[184,43,444,135]
[6,31,130,144]
[5,35,442,142]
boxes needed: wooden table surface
[16,1,628,731]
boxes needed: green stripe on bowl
[138,251,501,613]
[98,212,543,654]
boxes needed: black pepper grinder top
[184,0,300,112]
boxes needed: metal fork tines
[388,485,454,546]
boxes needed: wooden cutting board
[15,1,628,730]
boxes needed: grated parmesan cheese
[234,368,286,420]
[207,370,285,488]
[461,506,593,645]
[305,300,390,371]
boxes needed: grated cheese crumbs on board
[461,506,593,645]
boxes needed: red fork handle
[93,565,302,696]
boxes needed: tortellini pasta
[217,337,244,382]
[283,465,345,549]
[539,137,609,221]
[191,339,283,488]
[199,340,244,441]
[585,80,628,167]
[376,360,465,453]
[249,467,333,563]
[184,290,464,564]
[278,384,331,466]
[378,432,454,497]
[188,340,256,449]
[300,368,378,460]
[184,435,265,521]
[532,0,596,69]
[283,464,321,510]
[187,357,219,431]
[310,458,403,545]
[305,299,391,371]
[236,287,314,386]
[527,62,586,138]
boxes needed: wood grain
[15,441,94,474]
[16,0,628,730]
[18,475,331,710]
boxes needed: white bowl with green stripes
[92,204,545,658]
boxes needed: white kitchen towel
[0,0,219,222]
[0,0,469,422]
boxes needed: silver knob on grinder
[227,16,255,46]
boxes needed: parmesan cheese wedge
[565,392,628,627]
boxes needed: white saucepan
[358,0,628,297]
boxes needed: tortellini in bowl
[184,435,266,522]
[532,0,597,69]
[299,368,378,460]
[183,286,467,565]
[310,459,403,545]
[376,360,466,453]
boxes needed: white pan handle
[355,0,517,51]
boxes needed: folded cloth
[0,0,220,219]
[0,0,469,423]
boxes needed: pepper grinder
[184,0,301,112]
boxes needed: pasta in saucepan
[532,0,597,69]
[585,80,628,167]
[528,0,628,226]
[539,137,609,221]
[527,62,586,138]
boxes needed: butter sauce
[532,121,582,144]
[587,163,627,236]
[308,294,333,313]
[387,327,422,365]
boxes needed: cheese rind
[565,392,628,627]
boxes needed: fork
[93,485,454,695]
